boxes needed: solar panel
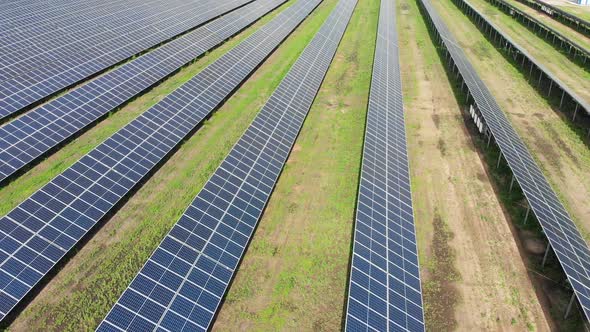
[0,0,322,322]
[97,0,358,330]
[345,0,424,331]
[0,0,211,79]
[0,0,288,183]
[419,0,590,321]
[0,0,150,34]
[0,0,252,120]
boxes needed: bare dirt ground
[399,0,550,330]
[435,0,590,242]
[506,0,590,49]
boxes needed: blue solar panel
[0,0,288,183]
[345,0,424,331]
[0,0,253,120]
[419,0,590,321]
[0,0,322,322]
[0,0,151,35]
[97,0,358,330]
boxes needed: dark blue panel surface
[345,1,424,330]
[0,0,287,183]
[0,0,253,120]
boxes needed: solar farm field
[0,0,589,331]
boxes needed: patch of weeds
[423,210,460,331]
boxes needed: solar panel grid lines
[0,0,149,37]
[98,0,358,330]
[0,2,165,60]
[419,0,590,320]
[452,0,590,117]
[0,0,323,323]
[0,0,241,79]
[0,0,254,120]
[0,0,101,22]
[345,0,424,331]
[0,0,192,68]
[0,0,288,183]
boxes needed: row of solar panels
[0,0,138,24]
[0,0,293,321]
[453,0,590,118]
[513,0,590,37]
[99,0,361,329]
[1,0,424,330]
[345,0,424,331]
[418,0,590,321]
[1,0,172,40]
[0,0,286,182]
[0,0,253,120]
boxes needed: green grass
[398,0,442,271]
[212,0,378,330]
[5,0,348,330]
[398,0,441,109]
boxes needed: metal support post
[509,175,515,192]
[542,243,551,268]
[564,292,576,319]
[523,206,530,225]
[560,91,566,108]
[496,153,502,168]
